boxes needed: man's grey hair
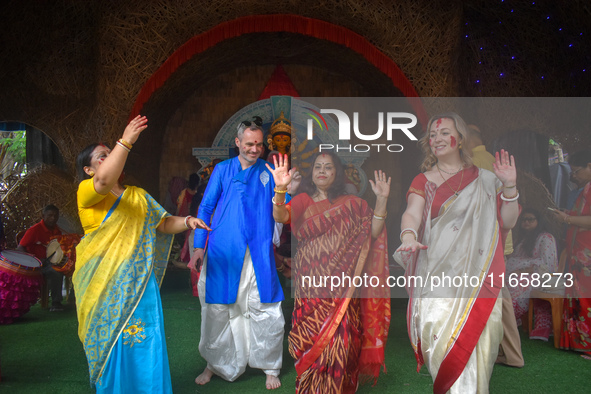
[236,122,264,140]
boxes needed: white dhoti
[198,247,285,381]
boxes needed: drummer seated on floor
[17,204,65,312]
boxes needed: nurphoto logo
[305,108,418,153]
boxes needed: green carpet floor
[1,269,590,393]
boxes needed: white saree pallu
[198,247,284,381]
[415,297,502,393]
[395,169,506,394]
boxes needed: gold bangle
[400,228,418,242]
[502,190,519,200]
[273,187,287,194]
[118,138,133,150]
[276,257,285,272]
[503,184,517,189]
[373,212,387,219]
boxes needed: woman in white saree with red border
[395,113,520,394]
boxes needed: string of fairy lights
[460,0,589,95]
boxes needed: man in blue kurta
[190,118,285,390]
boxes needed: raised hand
[122,115,148,145]
[369,170,391,199]
[493,149,517,187]
[265,154,291,190]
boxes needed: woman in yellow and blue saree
[74,115,210,393]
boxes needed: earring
[459,142,462,149]
[88,171,95,177]
[267,135,274,151]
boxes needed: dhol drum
[47,234,81,277]
[0,250,43,324]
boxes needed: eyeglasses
[240,116,263,128]
[522,217,537,222]
[571,167,583,176]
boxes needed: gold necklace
[437,166,464,196]
[437,164,462,175]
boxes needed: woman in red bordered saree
[550,150,591,356]
[394,113,520,394]
[267,151,391,393]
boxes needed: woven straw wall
[1,0,463,164]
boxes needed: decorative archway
[130,14,426,122]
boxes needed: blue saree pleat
[96,271,172,394]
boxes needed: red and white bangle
[116,141,131,152]
[184,216,192,229]
[272,197,286,206]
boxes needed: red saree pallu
[176,188,194,217]
[288,194,390,393]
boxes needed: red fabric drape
[258,64,300,100]
[130,14,426,124]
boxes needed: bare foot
[195,367,213,385]
[266,374,281,390]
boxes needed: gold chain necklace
[436,164,462,175]
[437,166,464,196]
